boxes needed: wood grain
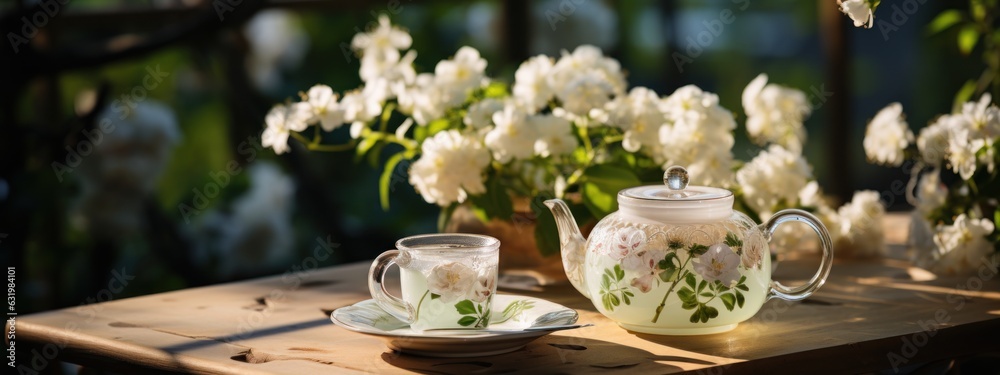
[8,213,1000,374]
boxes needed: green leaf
[689,305,701,323]
[455,300,477,315]
[953,80,977,112]
[682,300,699,310]
[614,265,625,281]
[926,10,963,35]
[602,293,613,311]
[379,152,407,210]
[724,232,743,248]
[601,273,611,289]
[622,293,630,305]
[469,175,514,222]
[699,292,714,298]
[458,316,478,326]
[659,268,679,283]
[689,244,709,256]
[431,293,440,300]
[958,25,980,55]
[735,291,746,308]
[994,209,1000,230]
[720,293,736,311]
[685,273,697,289]
[609,293,621,307]
[477,303,483,314]
[704,306,719,319]
[531,198,561,257]
[580,165,641,218]
[677,287,695,303]
[659,253,678,270]
[697,280,708,293]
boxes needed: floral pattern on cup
[595,226,755,324]
[412,261,498,328]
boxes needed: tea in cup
[368,234,500,331]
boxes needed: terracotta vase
[444,197,586,285]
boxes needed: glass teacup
[368,234,500,331]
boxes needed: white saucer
[330,294,579,357]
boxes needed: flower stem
[413,290,430,322]
[651,257,692,323]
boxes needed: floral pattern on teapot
[585,211,769,324]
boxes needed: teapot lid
[618,166,733,223]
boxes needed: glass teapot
[543,166,833,335]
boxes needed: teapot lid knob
[663,166,689,191]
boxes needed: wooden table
[9,215,1000,374]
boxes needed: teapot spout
[543,199,590,299]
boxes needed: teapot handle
[761,209,834,302]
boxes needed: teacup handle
[761,209,834,301]
[368,250,415,323]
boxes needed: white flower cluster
[863,103,914,167]
[830,190,886,258]
[600,84,737,187]
[865,97,1000,273]
[262,16,757,208]
[736,145,812,219]
[929,214,996,275]
[742,74,811,154]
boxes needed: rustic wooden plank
[9,214,1000,374]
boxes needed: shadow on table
[378,335,717,373]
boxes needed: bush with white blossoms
[261,17,885,257]
[863,97,1000,274]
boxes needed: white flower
[946,128,984,180]
[658,85,737,186]
[340,90,382,126]
[611,227,646,262]
[864,103,913,167]
[360,50,417,102]
[73,101,180,237]
[426,262,477,303]
[954,94,1000,140]
[463,98,503,130]
[396,73,446,126]
[838,0,874,28]
[485,105,537,163]
[917,115,954,166]
[533,115,577,158]
[470,273,496,303]
[262,103,311,154]
[211,162,296,278]
[409,130,491,206]
[736,145,812,218]
[351,15,412,63]
[512,55,555,112]
[243,10,309,92]
[914,169,947,217]
[932,214,996,275]
[833,190,886,258]
[435,46,488,107]
[302,85,346,131]
[604,87,665,154]
[623,241,668,293]
[553,70,616,117]
[741,74,811,153]
[549,45,626,96]
[693,244,741,287]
